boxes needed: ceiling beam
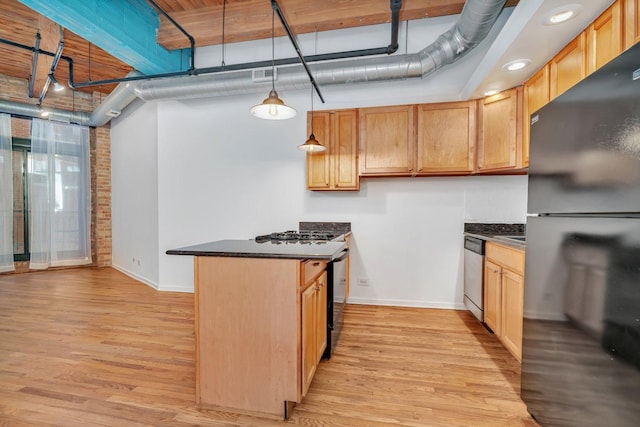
[18,0,189,75]
[157,0,520,50]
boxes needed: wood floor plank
[0,267,538,426]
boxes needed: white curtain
[0,113,14,272]
[29,119,91,269]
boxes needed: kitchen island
[166,239,347,419]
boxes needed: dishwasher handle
[464,236,485,255]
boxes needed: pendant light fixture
[250,9,296,120]
[298,85,325,152]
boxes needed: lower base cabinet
[301,271,327,397]
[484,242,525,361]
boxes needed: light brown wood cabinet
[550,32,587,99]
[484,242,525,362]
[301,270,327,397]
[416,101,476,174]
[476,87,524,172]
[194,256,328,419]
[587,1,623,74]
[306,110,359,191]
[358,105,415,176]
[624,0,640,49]
[523,65,550,167]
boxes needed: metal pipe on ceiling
[67,0,405,90]
[135,0,507,101]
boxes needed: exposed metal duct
[0,71,141,127]
[135,0,507,101]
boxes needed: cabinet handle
[312,262,320,267]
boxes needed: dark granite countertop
[166,239,348,260]
[464,223,526,250]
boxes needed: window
[12,138,29,262]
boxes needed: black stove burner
[255,230,336,243]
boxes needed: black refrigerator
[522,42,640,426]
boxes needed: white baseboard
[157,283,194,293]
[111,264,159,290]
[347,297,466,310]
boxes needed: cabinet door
[523,65,550,168]
[315,272,327,363]
[624,0,640,49]
[476,88,521,172]
[484,260,502,336]
[416,101,476,174]
[301,282,317,397]
[306,112,331,189]
[359,105,415,176]
[332,110,359,190]
[587,1,623,74]
[550,32,586,99]
[500,270,524,362]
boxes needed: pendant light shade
[250,89,297,120]
[298,132,326,152]
[250,9,296,120]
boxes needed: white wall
[116,89,528,306]
[111,99,160,287]
[111,9,528,306]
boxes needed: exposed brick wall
[1,74,112,273]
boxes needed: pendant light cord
[221,0,226,66]
[310,85,314,134]
[271,9,275,91]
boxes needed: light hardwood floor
[0,268,538,426]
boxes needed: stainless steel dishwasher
[463,236,485,322]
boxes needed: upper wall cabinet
[359,105,415,176]
[550,32,587,100]
[587,1,623,74]
[306,110,359,191]
[476,88,524,173]
[523,65,550,168]
[416,101,476,175]
[624,0,640,48]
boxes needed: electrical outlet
[137,258,142,266]
[132,257,136,263]
[358,277,369,286]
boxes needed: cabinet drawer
[303,260,327,286]
[486,243,525,275]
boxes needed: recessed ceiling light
[484,89,499,96]
[544,4,582,25]
[502,59,531,72]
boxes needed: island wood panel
[523,65,550,167]
[587,1,623,74]
[359,105,415,176]
[550,32,587,99]
[0,268,537,426]
[301,280,318,397]
[195,256,300,418]
[306,112,331,189]
[416,101,476,174]
[624,0,640,48]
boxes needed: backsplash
[299,222,351,235]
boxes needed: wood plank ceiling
[0,0,518,98]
